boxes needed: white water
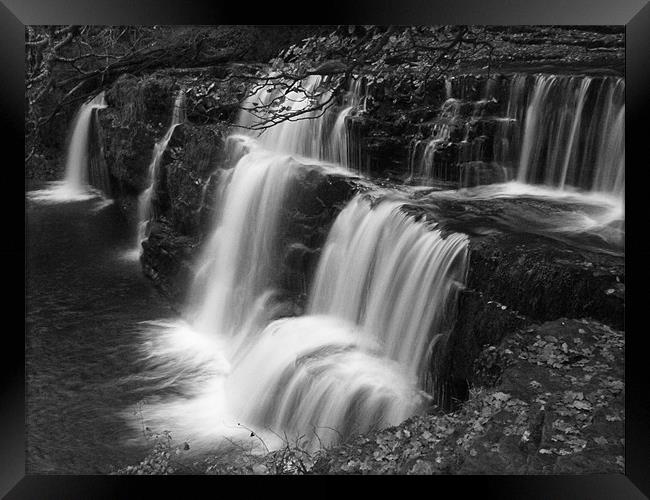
[409,98,459,182]
[64,92,108,194]
[409,74,624,201]
[237,74,366,170]
[309,197,469,377]
[188,147,299,343]
[227,315,424,448]
[28,92,109,204]
[514,75,625,197]
[134,91,186,255]
[226,196,468,448]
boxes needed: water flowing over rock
[28,92,110,204]
[64,92,109,195]
[132,68,471,450]
[26,26,626,477]
[517,75,624,197]
[136,91,186,254]
[227,196,469,448]
[309,197,469,382]
[408,74,625,201]
[124,67,624,454]
[227,315,424,448]
[188,146,301,341]
[236,74,367,171]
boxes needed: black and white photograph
[22,20,633,484]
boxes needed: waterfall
[128,69,624,455]
[135,91,186,254]
[409,98,460,183]
[227,196,469,447]
[327,77,366,170]
[27,91,112,204]
[237,74,366,171]
[188,147,299,342]
[134,74,471,450]
[515,74,624,197]
[226,315,424,447]
[493,74,529,168]
[63,92,108,195]
[308,197,469,379]
[184,75,369,347]
[408,73,624,200]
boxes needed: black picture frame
[8,1,649,498]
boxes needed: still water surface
[26,192,175,473]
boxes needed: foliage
[112,400,191,475]
[113,428,190,475]
[203,424,325,475]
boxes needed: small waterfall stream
[28,92,110,204]
[63,92,108,195]
[188,147,299,342]
[237,74,366,171]
[308,197,468,379]
[135,91,186,254]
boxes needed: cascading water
[186,77,363,344]
[188,146,299,342]
[28,92,110,204]
[128,142,309,447]
[237,74,366,170]
[407,73,624,201]
[327,77,366,170]
[127,68,624,460]
[492,74,529,168]
[134,73,469,451]
[135,91,186,254]
[517,74,624,198]
[308,197,469,378]
[408,97,463,184]
[227,196,469,447]
[63,92,108,195]
[226,315,424,447]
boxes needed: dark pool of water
[26,195,176,473]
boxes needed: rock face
[100,74,179,197]
[140,220,200,309]
[437,231,623,409]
